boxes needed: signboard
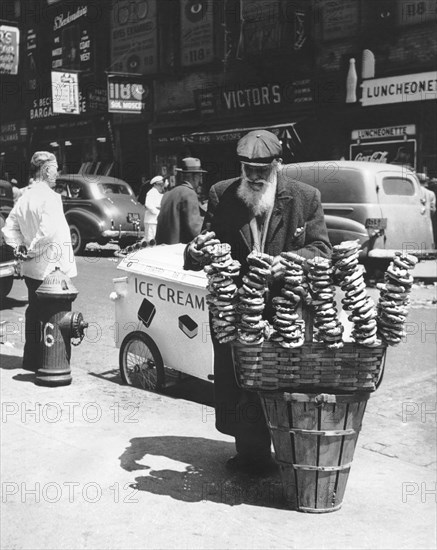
[319,0,360,41]
[349,139,417,169]
[0,25,20,75]
[51,4,93,71]
[396,0,437,25]
[52,71,80,114]
[180,0,214,66]
[110,0,158,74]
[107,75,150,113]
[361,71,437,106]
[0,121,27,144]
[351,125,416,141]
[240,0,282,53]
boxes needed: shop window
[382,177,415,196]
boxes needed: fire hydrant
[35,267,88,387]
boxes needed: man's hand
[187,230,217,263]
[270,255,286,281]
[14,244,28,261]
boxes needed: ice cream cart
[112,244,213,391]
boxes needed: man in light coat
[2,151,77,371]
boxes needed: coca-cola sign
[349,139,416,169]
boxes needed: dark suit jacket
[185,174,331,270]
[155,182,203,245]
[184,174,332,439]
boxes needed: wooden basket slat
[232,341,387,392]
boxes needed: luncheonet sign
[361,71,437,106]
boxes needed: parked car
[0,179,14,221]
[54,174,146,254]
[280,161,434,268]
[0,216,16,301]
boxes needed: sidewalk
[1,340,435,550]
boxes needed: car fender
[64,209,106,241]
[324,214,370,254]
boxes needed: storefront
[0,120,29,184]
[150,76,317,189]
[28,85,112,175]
[347,71,437,176]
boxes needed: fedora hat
[175,157,207,173]
[237,130,282,166]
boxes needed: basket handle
[375,347,388,390]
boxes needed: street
[0,252,436,550]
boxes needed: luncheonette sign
[361,71,437,106]
[351,125,416,141]
[0,25,20,75]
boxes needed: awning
[152,121,302,149]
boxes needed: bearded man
[185,130,331,476]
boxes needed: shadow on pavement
[0,353,23,370]
[0,295,28,310]
[89,369,215,407]
[119,435,286,509]
[12,372,36,383]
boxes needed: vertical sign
[0,25,20,75]
[51,4,92,71]
[181,0,214,66]
[52,71,80,114]
[110,0,158,74]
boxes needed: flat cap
[237,130,282,165]
[30,151,57,168]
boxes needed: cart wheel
[119,331,165,392]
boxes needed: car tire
[0,275,13,302]
[69,224,86,255]
[119,331,165,392]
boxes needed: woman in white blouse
[144,175,168,243]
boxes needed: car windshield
[284,165,371,203]
[98,183,131,195]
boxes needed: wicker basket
[232,341,387,392]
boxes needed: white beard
[237,175,277,217]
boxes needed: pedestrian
[10,178,22,203]
[137,177,151,205]
[1,151,77,372]
[417,173,436,244]
[427,177,437,246]
[144,175,168,243]
[184,130,331,475]
[155,157,207,245]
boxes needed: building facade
[1,0,436,193]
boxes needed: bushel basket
[232,340,387,393]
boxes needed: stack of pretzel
[307,256,344,349]
[270,251,308,348]
[196,232,241,344]
[236,252,273,345]
[376,252,417,346]
[332,240,380,347]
